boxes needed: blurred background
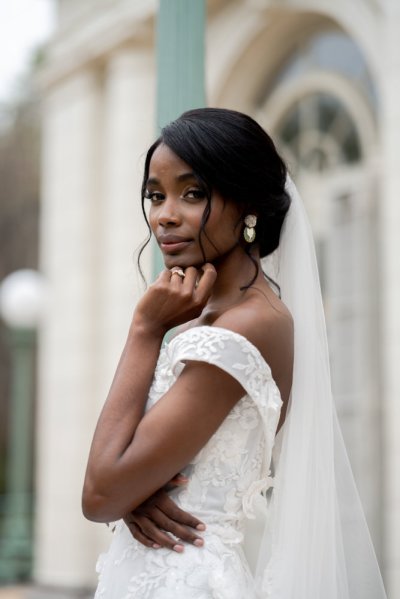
[0,0,399,597]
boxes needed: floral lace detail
[95,326,282,598]
[168,327,282,518]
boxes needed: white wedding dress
[94,325,282,599]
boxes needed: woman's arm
[83,349,245,522]
[82,265,218,521]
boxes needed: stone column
[380,1,400,595]
[98,44,155,414]
[35,69,103,588]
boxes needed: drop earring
[243,214,257,243]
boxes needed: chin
[163,255,205,270]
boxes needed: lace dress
[94,326,282,599]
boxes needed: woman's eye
[185,189,206,201]
[145,191,164,202]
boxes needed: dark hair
[138,107,290,289]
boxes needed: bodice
[147,326,282,542]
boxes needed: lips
[157,234,192,253]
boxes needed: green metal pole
[0,328,35,581]
[153,0,206,277]
[156,0,206,130]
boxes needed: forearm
[82,264,217,522]
[82,318,164,520]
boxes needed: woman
[83,108,387,598]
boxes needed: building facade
[37,0,400,595]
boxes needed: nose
[156,196,182,227]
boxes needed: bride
[82,108,387,598]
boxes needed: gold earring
[243,214,257,243]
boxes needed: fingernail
[196,523,206,531]
[173,544,184,553]
[175,475,189,484]
[193,539,204,547]
[152,543,161,549]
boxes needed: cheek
[209,207,242,239]
[210,200,242,238]
[202,216,241,255]
[148,207,157,232]
[188,204,208,227]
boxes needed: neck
[205,244,262,309]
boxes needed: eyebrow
[146,172,197,186]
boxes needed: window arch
[269,30,378,111]
[277,92,362,175]
[258,30,377,176]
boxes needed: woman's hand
[132,264,217,336]
[123,475,205,552]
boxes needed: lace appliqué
[94,326,283,599]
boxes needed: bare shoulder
[213,290,294,370]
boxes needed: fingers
[152,507,205,546]
[165,473,189,492]
[146,264,216,329]
[168,266,200,297]
[125,488,207,552]
[194,263,217,303]
[169,473,189,486]
[169,267,186,289]
[159,495,206,531]
[167,264,216,299]
[125,520,160,549]
[127,514,185,552]
[157,269,175,284]
[181,266,198,291]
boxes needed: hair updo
[139,107,291,287]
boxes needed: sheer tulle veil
[255,177,387,598]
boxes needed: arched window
[260,30,376,177]
[278,92,362,174]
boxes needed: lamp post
[154,0,206,277]
[0,269,46,581]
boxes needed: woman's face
[145,143,242,269]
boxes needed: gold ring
[170,268,185,279]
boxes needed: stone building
[37,0,400,595]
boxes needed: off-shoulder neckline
[167,324,273,378]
